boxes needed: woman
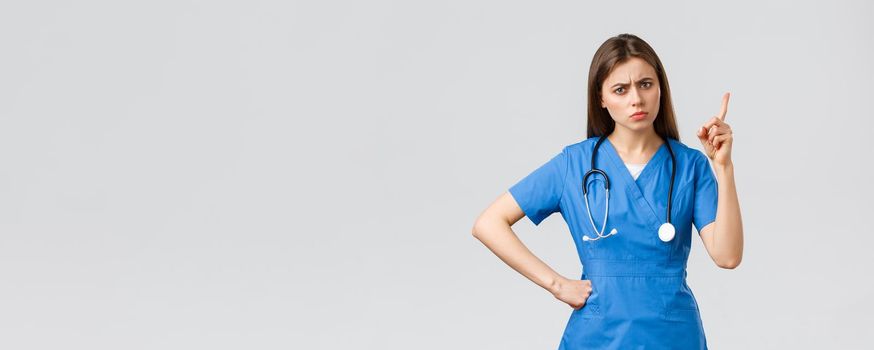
[471,33,743,349]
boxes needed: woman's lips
[630,112,648,121]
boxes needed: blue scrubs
[509,137,718,349]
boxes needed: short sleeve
[692,151,718,233]
[508,148,569,226]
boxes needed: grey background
[1,0,872,349]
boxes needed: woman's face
[600,57,661,133]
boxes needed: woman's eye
[614,87,625,94]
[641,82,652,88]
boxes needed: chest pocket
[668,180,695,231]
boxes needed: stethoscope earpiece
[582,228,618,242]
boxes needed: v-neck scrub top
[509,137,718,350]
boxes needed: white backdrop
[1,0,872,349]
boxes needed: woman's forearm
[472,217,565,294]
[711,162,744,267]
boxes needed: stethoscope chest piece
[658,222,675,242]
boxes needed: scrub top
[509,136,718,350]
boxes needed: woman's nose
[630,87,644,106]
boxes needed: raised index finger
[718,92,731,121]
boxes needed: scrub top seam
[558,146,570,213]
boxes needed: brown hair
[586,33,680,140]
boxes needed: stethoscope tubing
[582,134,676,242]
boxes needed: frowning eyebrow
[610,77,655,89]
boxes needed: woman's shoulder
[559,137,708,162]
[666,138,710,167]
[563,136,600,154]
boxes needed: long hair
[586,34,680,140]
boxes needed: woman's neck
[606,126,663,163]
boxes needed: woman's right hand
[550,276,592,309]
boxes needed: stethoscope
[581,134,677,243]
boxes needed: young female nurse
[471,33,744,349]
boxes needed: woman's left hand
[697,92,734,167]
